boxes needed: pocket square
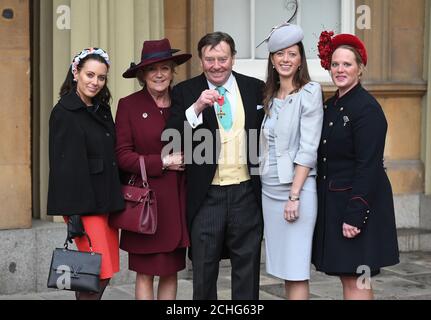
[257,105,264,110]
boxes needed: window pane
[301,0,341,59]
[255,0,298,59]
[214,0,251,59]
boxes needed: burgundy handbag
[109,156,157,234]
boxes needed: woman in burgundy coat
[115,39,192,300]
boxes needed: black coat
[165,72,265,230]
[47,91,124,216]
[312,84,399,274]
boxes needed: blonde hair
[136,61,177,88]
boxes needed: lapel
[234,71,254,131]
[140,88,166,121]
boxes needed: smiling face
[271,44,302,80]
[330,47,363,97]
[200,41,235,87]
[73,59,108,106]
[142,61,174,95]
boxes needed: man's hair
[197,32,237,58]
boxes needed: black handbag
[47,233,101,293]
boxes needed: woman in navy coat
[312,32,399,299]
[115,39,191,300]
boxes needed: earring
[272,65,275,69]
[298,66,302,71]
[73,78,77,82]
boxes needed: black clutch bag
[47,234,101,293]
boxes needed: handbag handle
[127,156,149,188]
[63,232,94,253]
[138,156,149,188]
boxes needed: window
[214,0,355,82]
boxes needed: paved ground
[1,251,431,300]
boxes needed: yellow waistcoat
[212,85,250,186]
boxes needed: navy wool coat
[312,83,399,274]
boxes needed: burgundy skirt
[129,248,186,276]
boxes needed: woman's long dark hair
[263,42,310,113]
[59,54,112,106]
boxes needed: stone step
[397,228,431,252]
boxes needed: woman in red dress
[115,39,191,300]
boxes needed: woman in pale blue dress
[259,23,323,299]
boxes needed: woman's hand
[162,152,185,171]
[342,223,361,238]
[284,200,300,223]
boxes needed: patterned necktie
[216,86,233,131]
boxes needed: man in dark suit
[165,32,265,300]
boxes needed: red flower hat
[317,31,368,70]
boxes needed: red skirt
[64,214,119,280]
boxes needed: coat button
[106,133,111,137]
[323,158,327,162]
[340,107,344,111]
[367,210,370,214]
[324,105,328,110]
[323,140,327,144]
[323,176,327,180]
[112,162,116,167]
[329,122,334,127]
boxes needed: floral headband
[71,47,111,74]
[318,31,368,70]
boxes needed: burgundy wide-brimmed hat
[122,38,192,78]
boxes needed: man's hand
[193,89,220,115]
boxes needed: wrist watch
[288,194,300,201]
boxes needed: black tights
[75,279,110,300]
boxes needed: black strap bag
[47,233,101,293]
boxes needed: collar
[59,90,108,111]
[206,73,235,93]
[334,82,363,106]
